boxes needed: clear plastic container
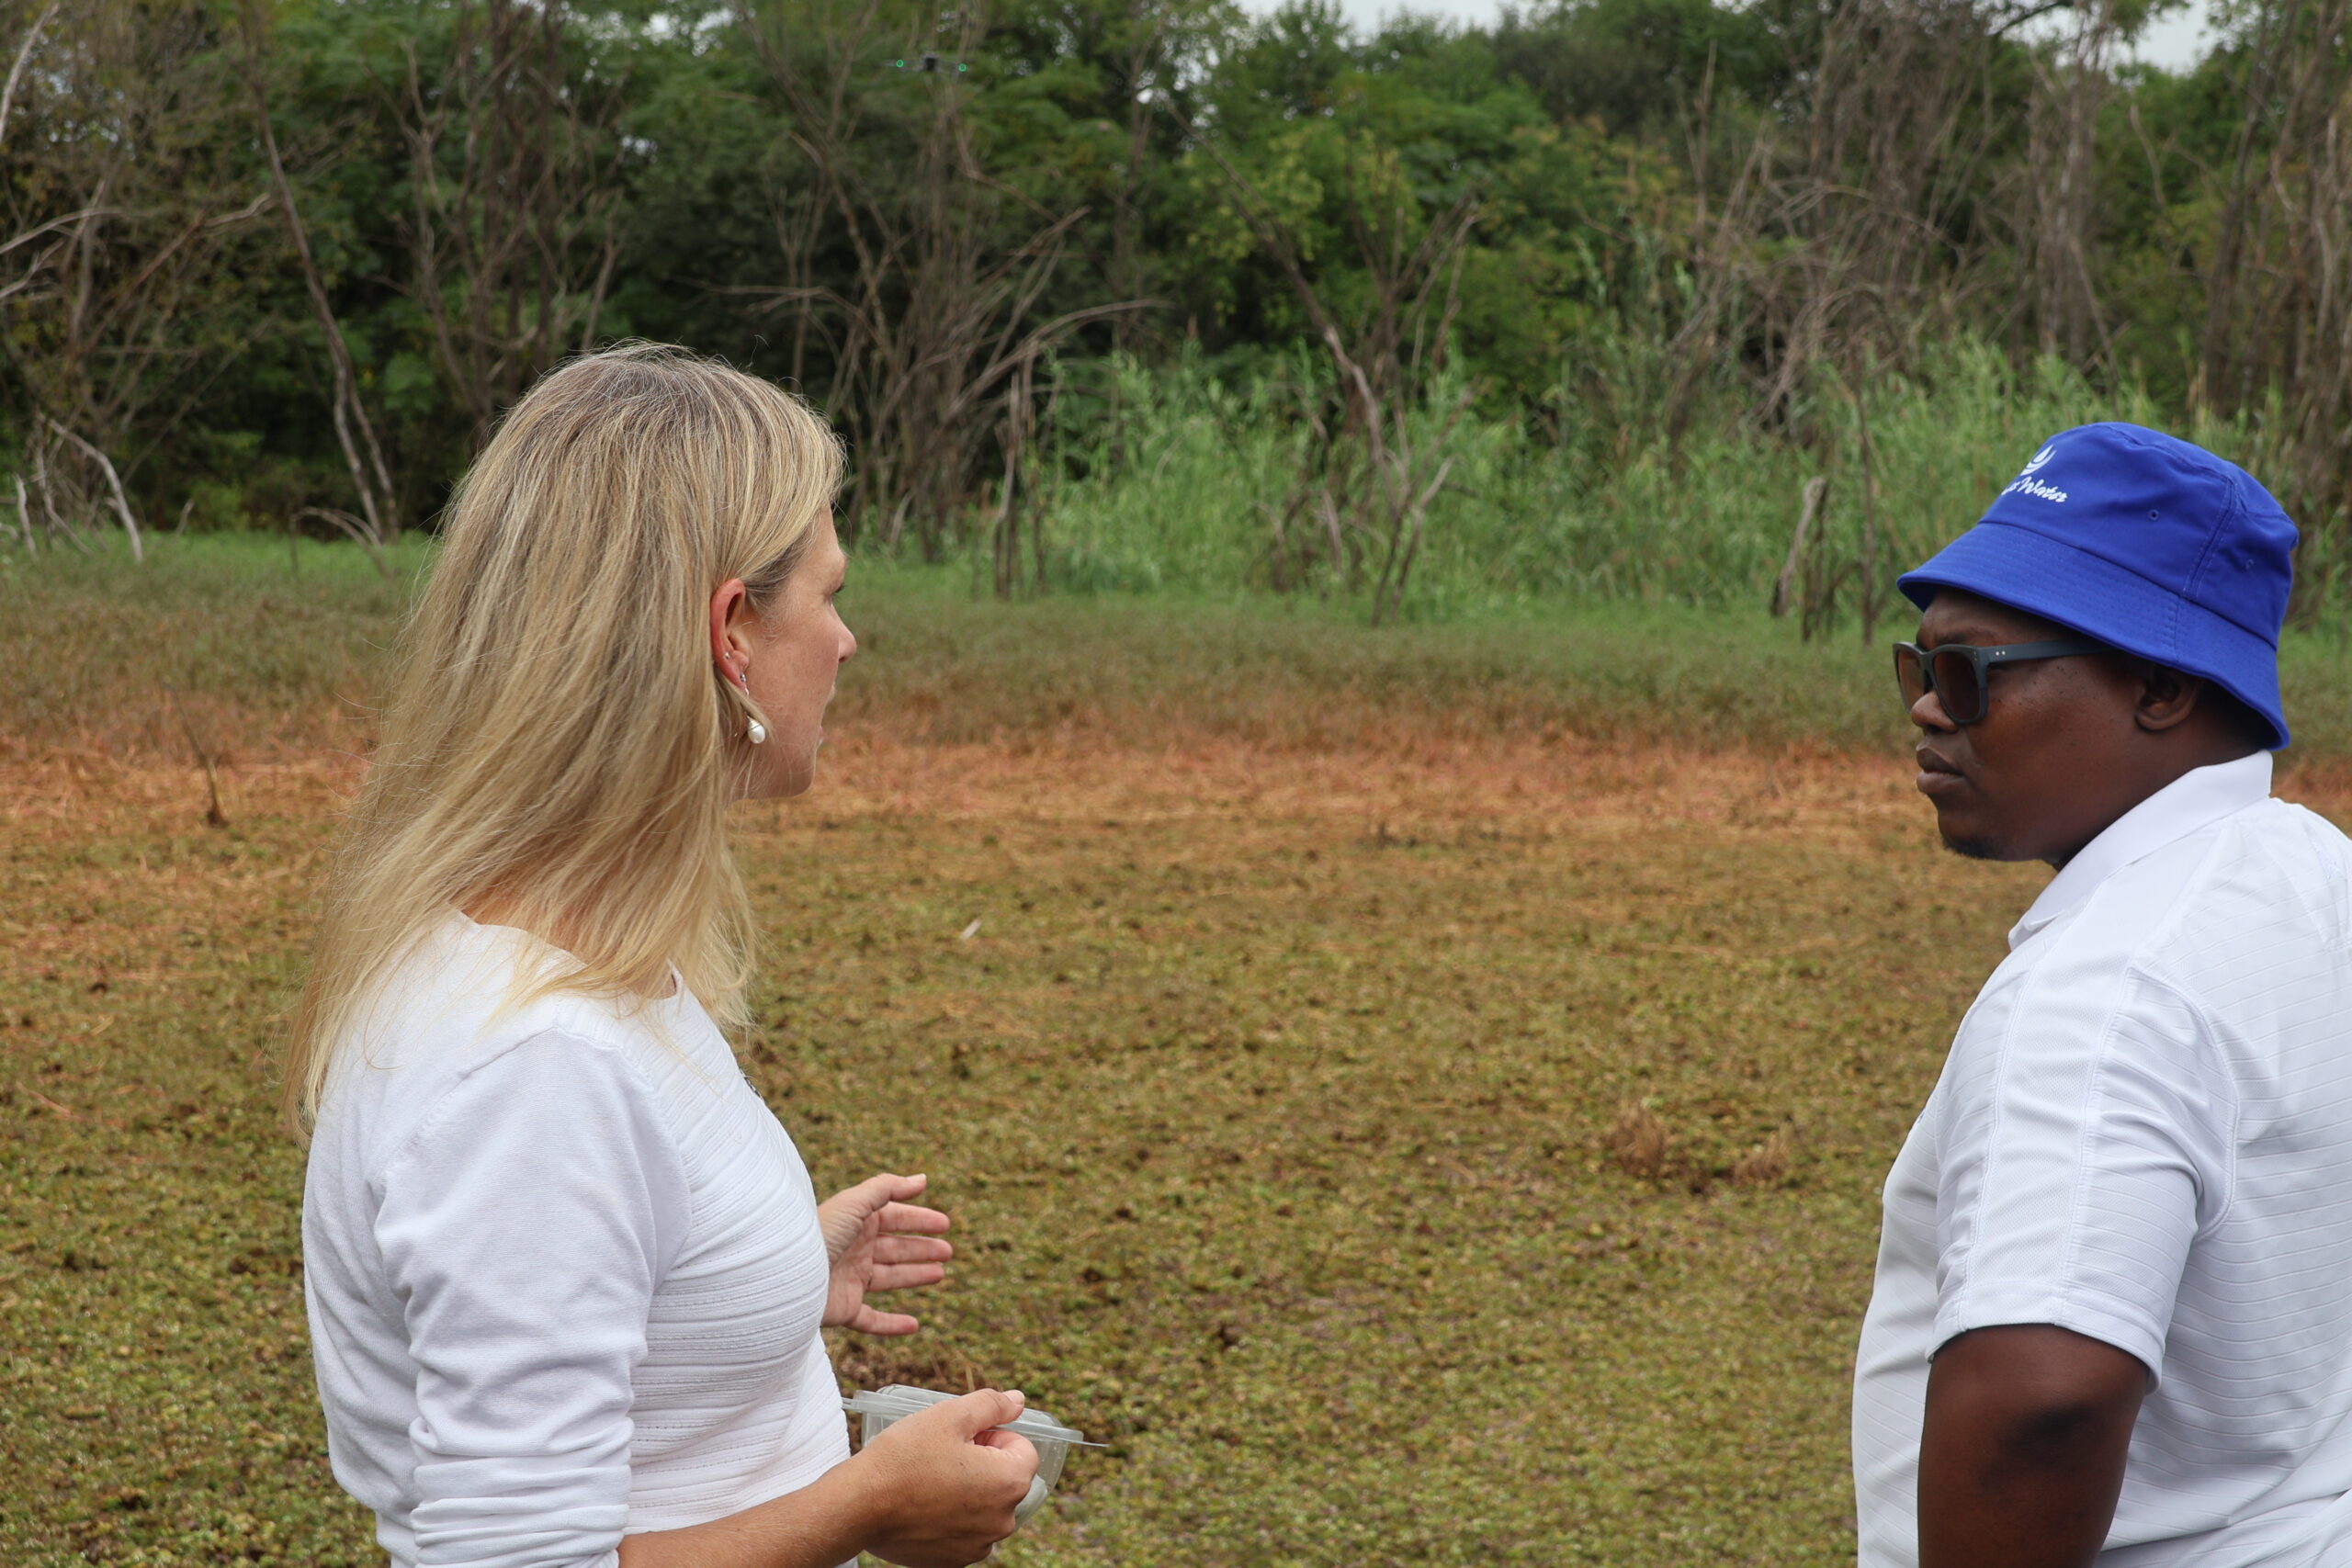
[842,1384,1096,1527]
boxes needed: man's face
[1909,589,2144,864]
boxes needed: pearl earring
[734,668,765,745]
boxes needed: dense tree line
[6,0,2351,594]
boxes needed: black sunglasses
[1893,637,2105,726]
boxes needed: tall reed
[1019,338,2215,626]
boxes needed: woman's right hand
[854,1389,1041,1568]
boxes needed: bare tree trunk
[382,0,628,445]
[1107,0,1173,361]
[1771,476,1830,618]
[1171,96,1476,621]
[2198,0,2298,413]
[1853,384,1880,644]
[991,355,1028,598]
[0,1,59,152]
[732,0,1155,558]
[28,431,86,554]
[1669,0,2008,437]
[2026,0,2118,367]
[0,0,278,510]
[240,0,399,543]
[46,417,141,560]
[2175,0,2352,616]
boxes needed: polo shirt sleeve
[1928,943,2238,1382]
[373,1030,693,1568]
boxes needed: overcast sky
[1234,0,2217,72]
[2126,6,2215,69]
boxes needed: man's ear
[2135,661,2205,734]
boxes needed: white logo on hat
[1998,442,2069,502]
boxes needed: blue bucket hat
[1897,422,2298,750]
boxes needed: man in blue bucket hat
[1850,423,2352,1568]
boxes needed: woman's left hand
[818,1172,954,1336]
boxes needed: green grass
[0,534,432,760]
[7,533,2349,765]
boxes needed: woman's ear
[709,577,750,683]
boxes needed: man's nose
[1910,689,1957,731]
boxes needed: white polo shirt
[1854,753,2352,1568]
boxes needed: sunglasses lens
[1894,647,1928,707]
[1930,649,1985,723]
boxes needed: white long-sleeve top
[302,916,848,1568]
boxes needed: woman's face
[713,513,855,800]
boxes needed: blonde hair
[283,344,842,1131]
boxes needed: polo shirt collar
[2007,751,2274,950]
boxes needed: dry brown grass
[1731,1129,1797,1190]
[1602,1102,1673,1181]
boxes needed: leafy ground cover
[19,737,2348,1565]
[6,541,2350,1564]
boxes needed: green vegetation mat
[3,538,2347,1564]
[5,745,2069,1565]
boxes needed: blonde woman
[287,345,1036,1568]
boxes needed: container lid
[842,1384,1102,1447]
